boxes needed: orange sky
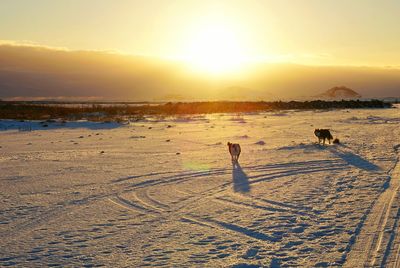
[1,1,400,100]
[1,0,400,72]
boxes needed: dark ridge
[0,100,392,121]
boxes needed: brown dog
[227,142,241,162]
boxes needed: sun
[182,20,249,75]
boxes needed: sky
[1,0,400,67]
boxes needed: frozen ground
[0,107,399,267]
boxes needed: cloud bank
[0,43,399,101]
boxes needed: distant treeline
[0,100,393,121]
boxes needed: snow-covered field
[1,107,399,267]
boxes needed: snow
[0,107,399,267]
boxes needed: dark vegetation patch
[0,100,392,121]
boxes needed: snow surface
[0,107,399,267]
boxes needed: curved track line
[134,190,168,212]
[214,196,315,217]
[107,160,350,247]
[344,151,400,267]
[108,189,280,243]
[113,159,344,191]
[0,191,113,244]
[0,206,67,240]
[382,153,400,268]
[108,195,160,215]
[142,189,171,209]
[394,235,400,267]
[384,205,400,267]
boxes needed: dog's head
[227,142,232,147]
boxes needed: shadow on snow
[232,162,251,193]
[328,146,380,171]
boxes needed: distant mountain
[316,86,362,99]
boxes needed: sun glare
[182,20,249,75]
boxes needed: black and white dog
[227,142,241,162]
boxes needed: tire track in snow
[0,190,114,244]
[344,146,400,267]
[116,160,345,211]
[214,195,316,217]
[110,165,342,242]
[394,233,400,267]
[112,159,343,191]
[384,205,400,267]
[134,190,170,212]
[0,201,101,249]
[0,206,68,240]
[108,195,161,215]
[120,160,346,216]
[107,159,348,244]
[109,191,278,242]
[382,145,400,268]
[110,182,280,242]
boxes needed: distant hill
[316,86,362,99]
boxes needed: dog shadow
[328,145,380,171]
[232,161,251,193]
